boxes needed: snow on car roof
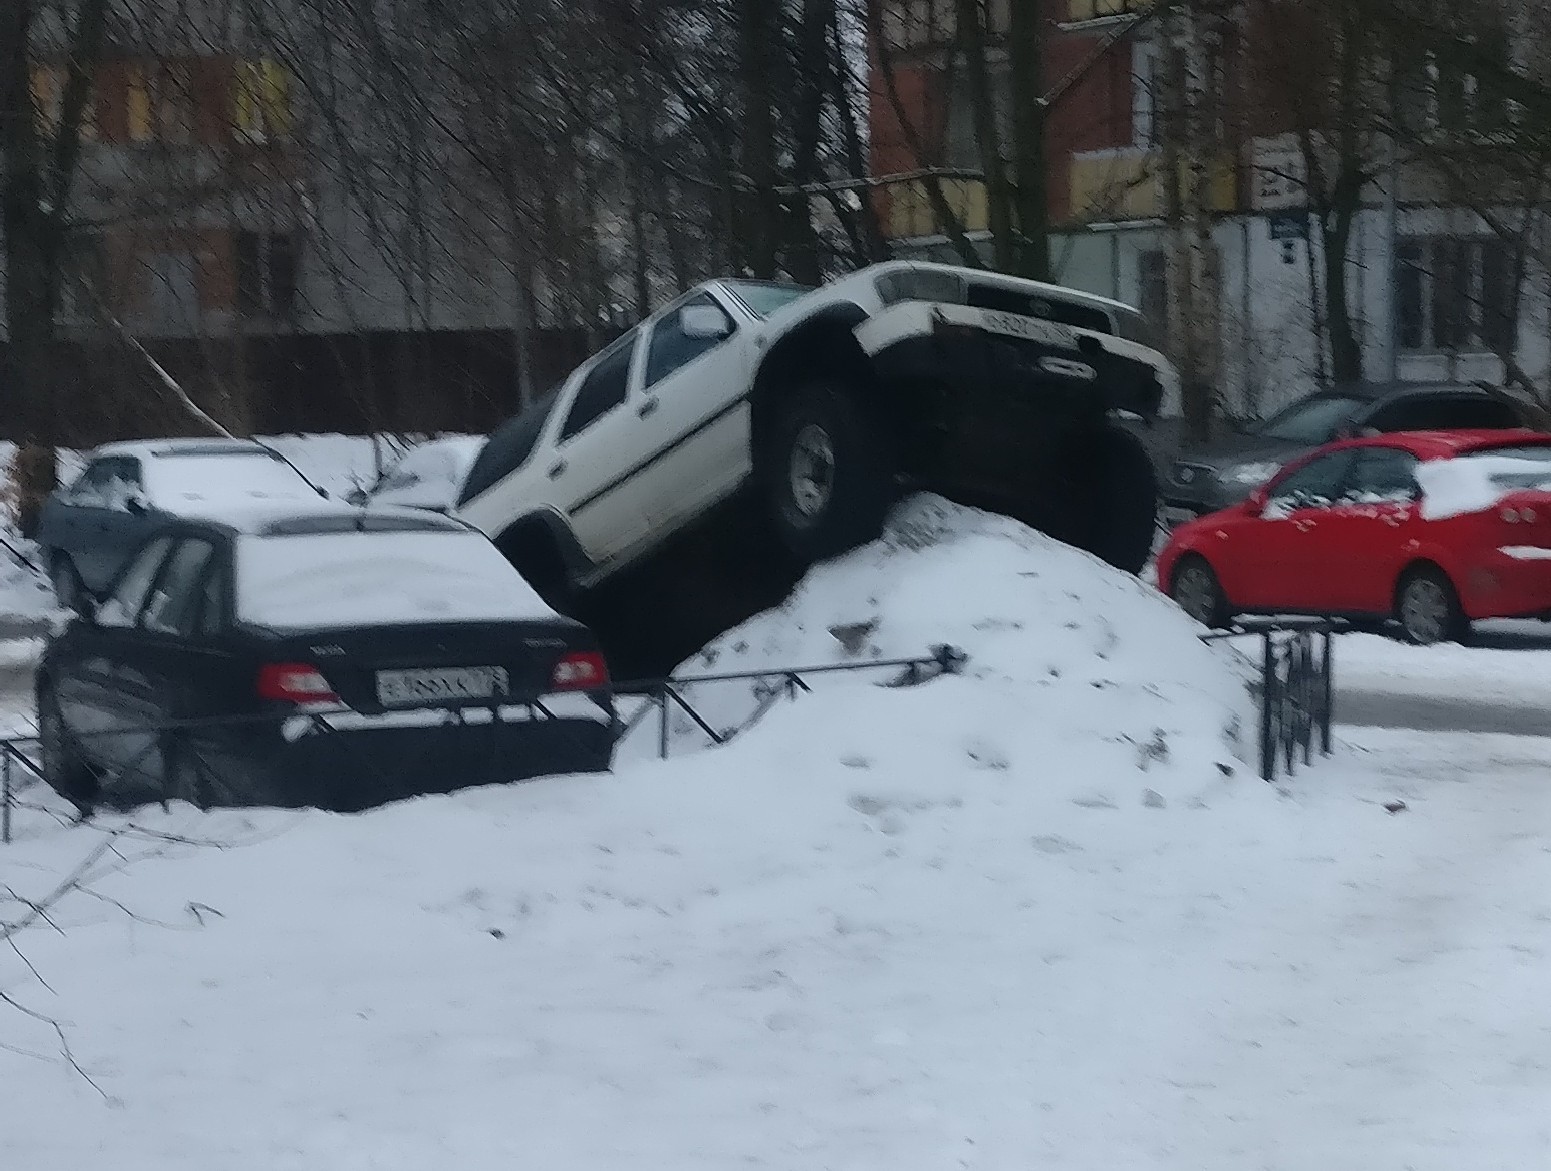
[92,437,279,460]
[235,517,557,628]
[175,500,470,536]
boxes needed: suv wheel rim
[788,424,836,519]
[1401,579,1448,643]
[1173,565,1217,624]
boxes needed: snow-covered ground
[4,497,1551,1168]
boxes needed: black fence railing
[1202,618,1338,782]
[613,644,970,759]
[0,645,971,841]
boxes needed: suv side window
[1340,448,1420,503]
[644,295,735,389]
[66,459,115,506]
[142,539,217,637]
[98,535,175,627]
[1266,451,1358,513]
[1367,395,1520,432]
[561,331,637,441]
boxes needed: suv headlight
[874,268,967,307]
[1226,461,1282,486]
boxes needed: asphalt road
[1336,689,1551,736]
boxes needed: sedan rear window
[235,530,557,630]
[145,452,314,507]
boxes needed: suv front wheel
[761,381,897,564]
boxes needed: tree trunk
[955,0,1013,271]
[1008,0,1049,281]
[737,0,782,277]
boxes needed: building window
[30,65,96,140]
[233,59,293,144]
[235,231,302,317]
[125,62,198,144]
[1393,22,1514,141]
[57,235,108,323]
[1138,249,1167,330]
[1395,236,1515,354]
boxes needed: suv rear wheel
[761,380,897,564]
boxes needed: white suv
[455,261,1177,599]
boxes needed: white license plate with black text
[376,666,510,707]
[972,308,1079,351]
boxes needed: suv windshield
[457,390,561,506]
[1254,396,1366,443]
[723,281,812,318]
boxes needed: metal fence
[612,643,970,759]
[1202,618,1338,782]
[0,644,971,841]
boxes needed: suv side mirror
[125,493,148,515]
[679,304,732,341]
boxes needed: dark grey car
[38,439,327,608]
[1161,382,1536,520]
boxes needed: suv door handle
[548,461,567,480]
[637,398,659,419]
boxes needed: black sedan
[1162,381,1537,521]
[37,505,617,813]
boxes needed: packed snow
[3,463,1551,1167]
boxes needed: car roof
[1323,381,1509,404]
[161,501,475,539]
[1331,428,1551,459]
[92,437,280,461]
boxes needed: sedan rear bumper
[284,714,615,811]
[1461,547,1551,621]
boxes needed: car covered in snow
[36,504,617,813]
[1159,429,1551,644]
[38,438,328,608]
[454,261,1177,601]
[347,435,486,513]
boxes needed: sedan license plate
[375,666,510,708]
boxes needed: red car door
[1219,449,1358,613]
[1310,446,1424,615]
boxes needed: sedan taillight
[257,663,339,704]
[551,651,609,691]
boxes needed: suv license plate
[376,666,510,708]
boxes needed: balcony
[881,177,988,240]
[1069,150,1237,223]
[1065,0,1152,25]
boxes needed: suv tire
[1067,424,1159,575]
[761,380,897,564]
[38,685,98,814]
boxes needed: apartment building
[868,0,1551,415]
[5,9,593,441]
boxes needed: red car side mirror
[1246,487,1269,513]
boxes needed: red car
[1157,429,1551,644]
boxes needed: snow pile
[6,495,1551,1167]
[1417,451,1551,520]
[627,494,1253,803]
